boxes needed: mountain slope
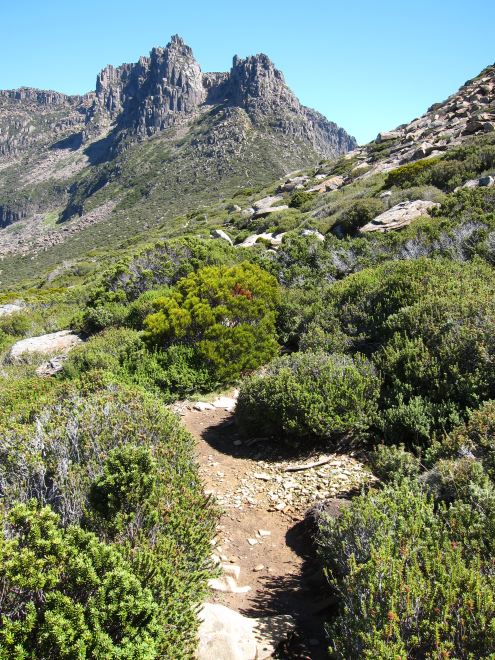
[0,35,355,269]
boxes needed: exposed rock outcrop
[8,330,82,362]
[92,35,204,137]
[359,199,440,233]
[353,63,495,177]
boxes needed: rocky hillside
[352,63,495,177]
[0,36,355,265]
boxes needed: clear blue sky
[2,1,494,144]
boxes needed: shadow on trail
[199,411,359,466]
[239,518,337,659]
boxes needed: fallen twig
[283,456,333,472]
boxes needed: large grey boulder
[252,205,289,219]
[0,303,24,317]
[252,195,284,212]
[359,200,439,234]
[197,603,296,660]
[376,130,402,142]
[9,330,82,363]
[197,604,257,660]
[301,229,325,241]
[238,232,286,248]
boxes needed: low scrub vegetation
[1,126,495,659]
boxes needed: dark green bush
[318,481,495,658]
[289,190,315,209]
[0,502,164,659]
[385,158,443,189]
[62,328,216,400]
[144,262,280,384]
[236,351,380,444]
[335,197,384,233]
[370,443,420,483]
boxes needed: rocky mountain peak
[226,53,299,115]
[93,35,204,135]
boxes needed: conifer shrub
[144,262,280,383]
[369,443,420,483]
[236,351,380,444]
[335,197,384,233]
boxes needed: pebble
[258,529,271,537]
[253,564,265,572]
[247,538,258,546]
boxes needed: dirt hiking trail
[179,397,373,658]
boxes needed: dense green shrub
[437,401,495,481]
[294,258,495,445]
[384,135,495,192]
[385,157,443,189]
[289,190,315,209]
[78,300,129,334]
[63,328,216,399]
[369,444,420,483]
[61,327,147,379]
[318,481,495,658]
[145,262,280,383]
[335,198,384,233]
[0,502,164,659]
[236,351,380,444]
[0,383,215,657]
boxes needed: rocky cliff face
[86,36,356,156]
[92,35,205,136]
[0,88,88,158]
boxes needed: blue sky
[2,0,494,144]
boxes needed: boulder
[479,175,495,187]
[9,330,82,363]
[307,175,344,193]
[193,401,215,412]
[211,229,233,245]
[376,130,402,142]
[252,195,284,211]
[301,229,325,241]
[35,355,68,377]
[460,178,480,190]
[197,604,257,660]
[277,175,309,193]
[197,604,296,660]
[0,303,24,317]
[252,205,289,219]
[359,200,439,234]
[411,141,434,160]
[238,232,286,248]
[212,395,237,411]
[483,122,495,133]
